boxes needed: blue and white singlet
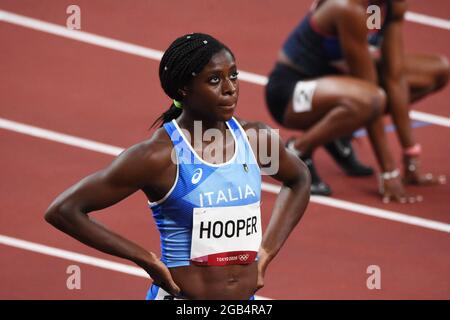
[148,117,262,267]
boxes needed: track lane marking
[1,10,449,126]
[2,117,450,234]
[0,234,271,300]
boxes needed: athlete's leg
[282,76,385,195]
[401,54,448,185]
[404,53,450,103]
[282,76,385,156]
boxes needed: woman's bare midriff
[169,262,258,300]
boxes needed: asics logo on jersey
[191,168,203,184]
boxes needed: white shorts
[292,80,318,113]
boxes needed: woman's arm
[337,2,378,83]
[243,121,311,291]
[44,137,181,296]
[337,4,396,172]
[336,2,417,202]
[379,1,441,186]
[380,0,413,148]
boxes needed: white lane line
[1,9,450,126]
[0,9,265,85]
[0,118,123,156]
[410,110,450,128]
[2,117,450,234]
[405,11,450,31]
[0,234,148,277]
[313,188,450,233]
[265,181,450,233]
[0,234,270,300]
[0,10,163,61]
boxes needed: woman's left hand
[255,247,271,292]
[403,155,447,185]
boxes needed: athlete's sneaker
[286,139,332,196]
[324,137,374,177]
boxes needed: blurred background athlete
[265,0,448,200]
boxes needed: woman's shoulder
[234,117,272,132]
[114,127,174,177]
[332,0,365,11]
[234,117,280,144]
[311,0,364,23]
[125,127,171,155]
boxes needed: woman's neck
[176,112,229,137]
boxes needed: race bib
[190,202,262,266]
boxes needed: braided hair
[151,33,235,128]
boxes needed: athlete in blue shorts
[265,0,448,201]
[45,33,311,300]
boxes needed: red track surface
[1,0,449,299]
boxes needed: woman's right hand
[136,252,181,297]
[380,176,422,204]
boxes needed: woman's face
[182,49,239,122]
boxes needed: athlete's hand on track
[380,176,423,204]
[403,155,447,186]
[138,252,182,297]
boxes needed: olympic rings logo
[238,254,249,261]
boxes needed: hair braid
[151,33,234,128]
